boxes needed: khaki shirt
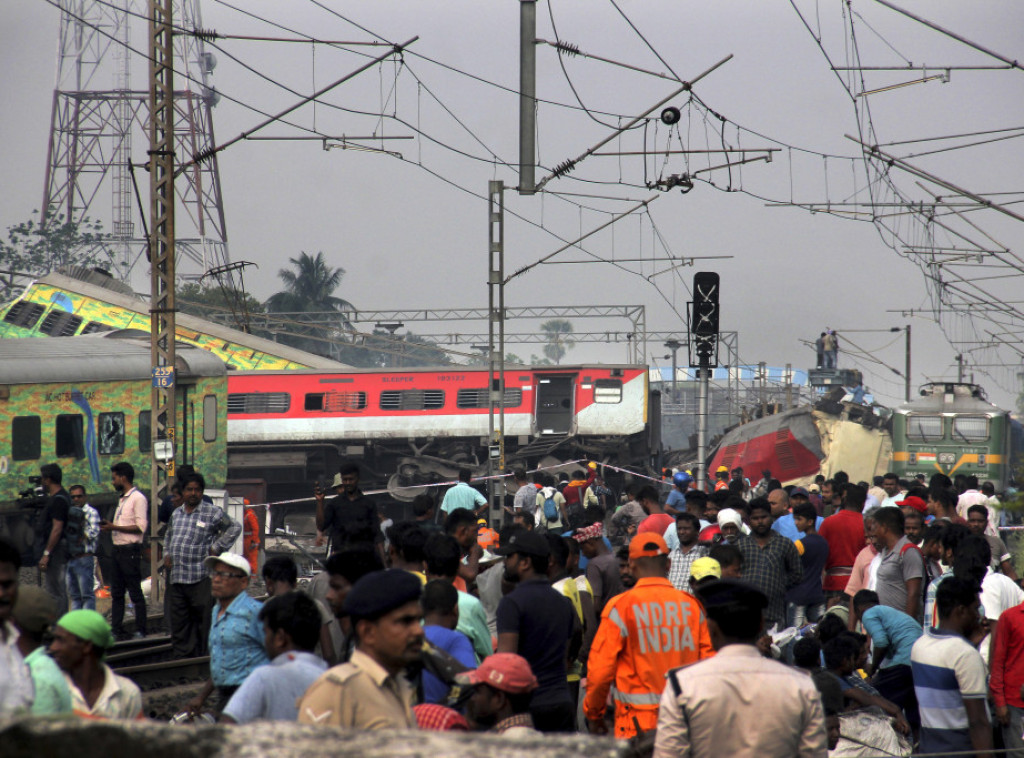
[653,645,826,758]
[297,649,415,730]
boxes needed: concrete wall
[1,717,646,758]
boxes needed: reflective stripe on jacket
[583,576,714,735]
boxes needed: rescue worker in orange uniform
[476,519,499,552]
[713,465,730,492]
[242,506,260,576]
[584,532,714,739]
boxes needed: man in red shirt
[990,599,1024,752]
[817,484,867,607]
[637,486,674,537]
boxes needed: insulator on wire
[551,159,577,178]
[193,28,220,42]
[555,40,581,57]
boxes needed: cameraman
[37,464,71,616]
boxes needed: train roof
[34,271,350,370]
[894,382,1005,415]
[0,335,227,384]
[227,364,647,376]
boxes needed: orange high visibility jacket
[584,577,714,730]
[477,526,499,551]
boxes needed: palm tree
[540,319,575,364]
[265,252,354,357]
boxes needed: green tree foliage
[540,319,575,364]
[265,252,354,357]
[178,281,266,334]
[340,329,452,368]
[0,208,103,297]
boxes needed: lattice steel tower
[42,0,230,284]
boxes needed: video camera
[17,476,45,504]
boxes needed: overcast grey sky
[2,1,1023,409]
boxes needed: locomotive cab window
[97,412,125,455]
[594,379,623,404]
[952,416,989,443]
[380,389,445,411]
[905,415,944,442]
[55,414,85,459]
[12,416,41,461]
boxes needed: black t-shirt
[496,577,574,705]
[322,492,382,552]
[39,488,71,558]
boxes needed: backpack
[65,503,87,558]
[543,492,559,521]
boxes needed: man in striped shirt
[911,576,992,757]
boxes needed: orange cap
[628,532,669,559]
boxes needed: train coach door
[535,375,575,435]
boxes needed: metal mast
[148,0,176,603]
[42,0,230,285]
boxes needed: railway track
[112,655,210,692]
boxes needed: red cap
[456,653,538,694]
[629,532,669,559]
[896,496,928,514]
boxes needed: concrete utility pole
[487,181,506,523]
[148,0,177,603]
[892,324,912,400]
[518,0,537,195]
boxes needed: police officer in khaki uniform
[298,569,423,729]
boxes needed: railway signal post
[148,0,177,604]
[689,272,720,491]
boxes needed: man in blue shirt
[221,591,327,723]
[421,580,477,704]
[440,469,488,516]
[853,589,923,730]
[770,488,823,541]
[185,553,269,716]
[664,471,692,516]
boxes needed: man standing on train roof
[440,468,488,517]
[315,464,385,560]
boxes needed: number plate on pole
[152,367,175,388]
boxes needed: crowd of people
[3,458,1023,758]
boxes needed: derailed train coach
[0,336,227,562]
[225,365,659,505]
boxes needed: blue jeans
[66,555,96,611]
[787,601,825,629]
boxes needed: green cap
[56,609,115,655]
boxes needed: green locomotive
[890,382,1019,491]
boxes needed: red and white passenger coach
[225,365,657,504]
